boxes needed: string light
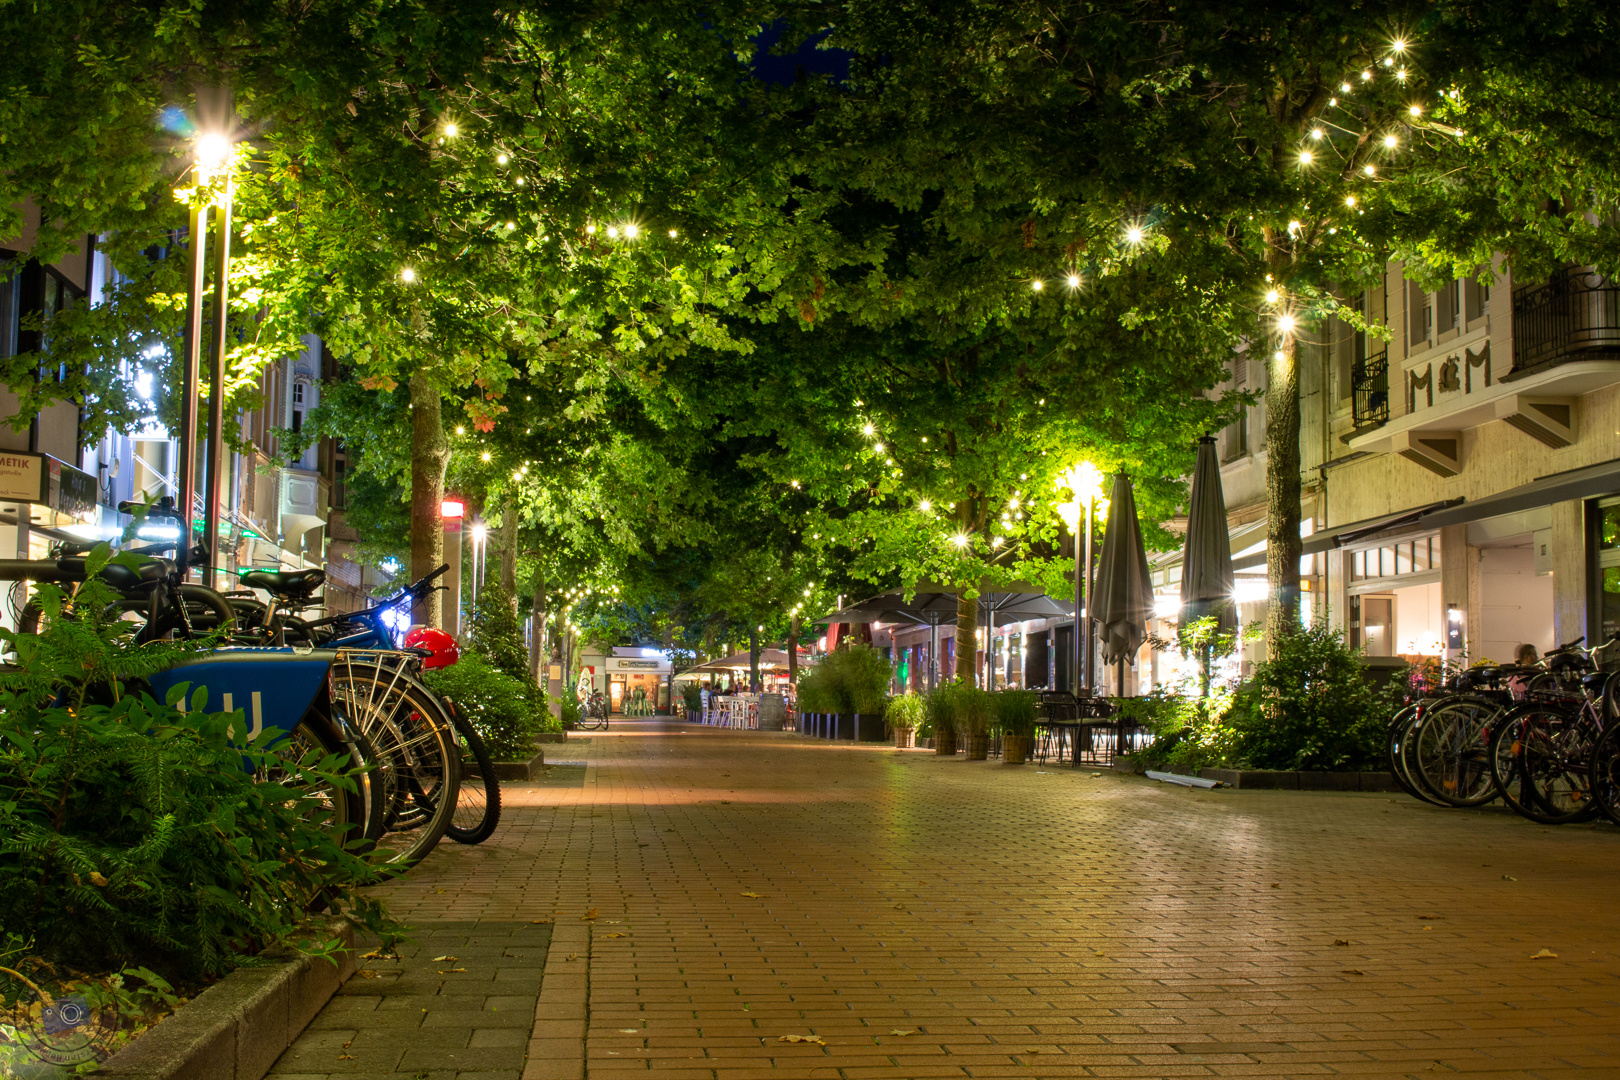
[1311,129,1324,140]
[1345,195,1357,207]
[399,266,416,283]
[1340,83,1351,93]
[1363,164,1376,175]
[481,451,492,462]
[1299,150,1314,165]
[505,221,515,229]
[1276,313,1297,334]
[514,176,525,185]
[1265,289,1279,303]
[1125,225,1144,244]
[1066,274,1081,288]
[951,533,969,549]
[873,442,885,453]
[862,423,875,436]
[1409,105,1422,117]
[455,426,465,435]
[496,153,508,164]
[1273,350,1286,362]
[1360,70,1372,81]
[586,224,596,234]
[1031,279,1044,291]
[444,122,459,137]
[1383,134,1398,148]
[606,226,619,238]
[1392,38,1407,52]
[919,499,932,512]
[623,223,639,239]
[1396,69,1408,82]
[668,229,678,238]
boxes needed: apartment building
[0,206,347,629]
[1147,258,1620,679]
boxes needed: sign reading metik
[0,452,46,503]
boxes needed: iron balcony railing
[1352,349,1390,427]
[1511,267,1620,372]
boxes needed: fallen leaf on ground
[355,970,381,979]
[620,1028,639,1033]
[437,968,467,974]
[566,954,579,961]
[889,1029,917,1036]
[1269,883,1280,888]
[779,1034,825,1045]
[529,919,553,925]
[606,932,628,938]
[1502,875,1517,881]
[741,892,763,898]
[432,955,457,962]
[1024,1048,1042,1054]
[360,949,396,960]
[1332,939,1350,946]
[337,1053,355,1060]
[582,908,600,920]
[1531,948,1558,959]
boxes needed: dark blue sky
[750,20,850,86]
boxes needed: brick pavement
[349,722,1620,1079]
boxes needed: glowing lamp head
[919,499,932,512]
[400,266,416,283]
[1265,289,1279,303]
[1125,225,1144,244]
[862,423,874,436]
[195,133,232,170]
[443,122,458,137]
[1299,150,1313,164]
[440,499,465,519]
[1031,279,1044,291]
[951,533,969,549]
[623,223,639,239]
[1392,38,1407,52]
[1277,313,1297,334]
[471,522,487,541]
[1066,274,1081,288]
[496,153,508,164]
[1383,134,1398,148]
[480,451,491,462]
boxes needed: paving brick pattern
[267,920,551,1079]
[361,722,1620,1079]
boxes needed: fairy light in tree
[1392,38,1407,52]
[1031,279,1044,291]
[862,423,875,436]
[1383,134,1398,148]
[1066,273,1081,288]
[1310,128,1325,140]
[1299,150,1314,165]
[1124,225,1144,245]
[444,122,459,137]
[919,499,932,512]
[586,224,596,234]
[623,223,640,239]
[668,229,678,238]
[481,451,492,462]
[951,533,969,549]
[873,442,885,453]
[1409,105,1422,117]
[496,153,508,164]
[1276,313,1297,335]
[1363,164,1376,175]
[606,226,619,238]
[1265,289,1279,303]
[1345,195,1357,207]
[455,426,466,435]
[1340,82,1351,93]
[400,267,417,283]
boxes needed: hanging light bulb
[1031,279,1044,291]
[1066,274,1081,288]
[1299,150,1314,164]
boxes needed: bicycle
[238,562,499,855]
[577,689,610,730]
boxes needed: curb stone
[491,748,546,781]
[89,921,355,1080]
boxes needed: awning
[1230,500,1461,571]
[1422,457,1620,530]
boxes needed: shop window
[1593,501,1620,643]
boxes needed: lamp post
[470,521,488,612]
[198,133,234,584]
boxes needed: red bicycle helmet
[404,626,461,669]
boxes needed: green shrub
[423,654,544,760]
[991,689,1038,738]
[811,645,894,714]
[560,692,582,728]
[1224,623,1389,771]
[884,694,924,733]
[466,584,529,682]
[680,681,703,715]
[925,681,959,735]
[0,552,394,985]
[1116,690,1237,773]
[795,665,834,713]
[954,685,992,736]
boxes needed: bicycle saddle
[240,568,326,598]
[54,557,168,589]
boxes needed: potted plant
[928,682,959,755]
[885,694,923,748]
[680,681,703,721]
[993,689,1038,765]
[843,645,896,742]
[958,685,992,760]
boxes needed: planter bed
[1198,768,1401,792]
[536,731,569,744]
[90,921,355,1080]
[490,747,545,781]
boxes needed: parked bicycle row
[1388,634,1620,826]
[0,497,503,876]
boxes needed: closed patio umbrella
[1092,473,1156,668]
[1180,436,1236,692]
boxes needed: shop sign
[612,659,662,670]
[0,452,46,503]
[47,457,97,522]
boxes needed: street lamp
[470,521,488,611]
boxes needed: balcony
[1352,350,1390,428]
[1510,267,1620,375]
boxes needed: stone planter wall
[1198,768,1401,792]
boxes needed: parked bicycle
[578,688,610,730]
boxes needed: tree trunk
[787,615,801,685]
[955,592,977,686]
[1264,337,1303,649]
[499,490,518,610]
[408,371,450,629]
[749,626,761,692]
[529,572,546,686]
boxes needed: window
[1437,280,1460,335]
[292,383,305,406]
[1593,500,1620,643]
[1222,409,1248,462]
[1350,533,1441,583]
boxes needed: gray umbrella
[1092,473,1156,665]
[1180,436,1237,635]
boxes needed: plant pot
[963,733,989,760]
[856,713,887,742]
[935,729,958,755]
[1002,734,1030,765]
[893,727,916,749]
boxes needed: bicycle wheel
[1414,696,1503,807]
[328,657,460,870]
[258,711,368,855]
[442,700,501,845]
[1588,720,1620,826]
[1389,705,1449,806]
[1489,705,1601,824]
